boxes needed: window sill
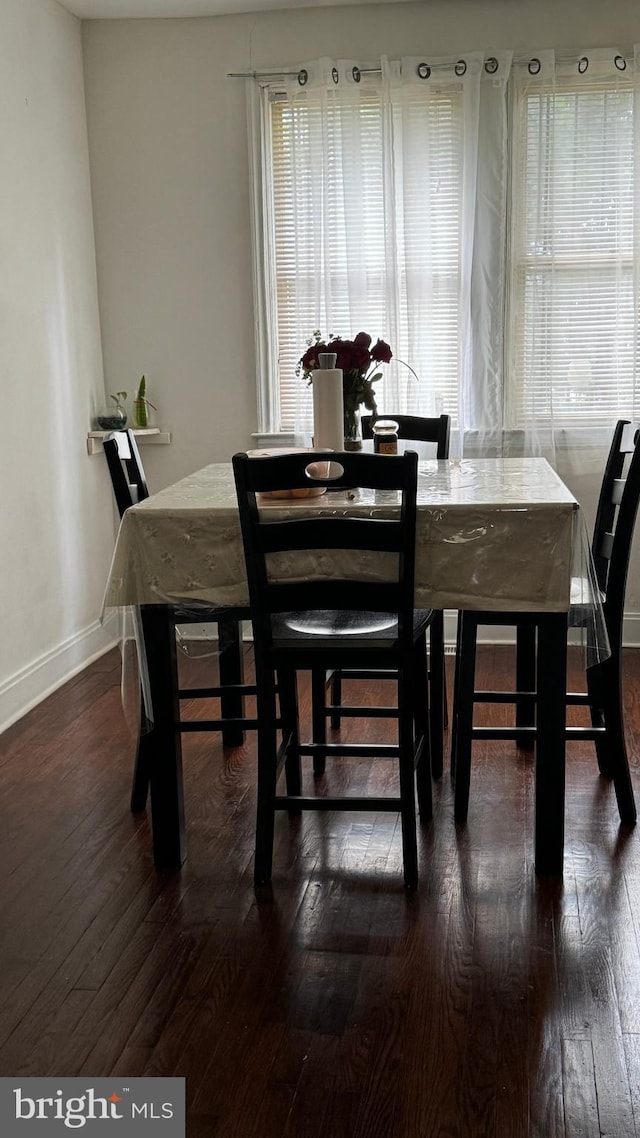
[86,427,171,456]
[251,431,301,449]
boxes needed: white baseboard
[443,610,640,649]
[158,610,640,660]
[623,612,640,647]
[0,620,116,735]
[184,612,640,651]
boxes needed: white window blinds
[252,48,640,452]
[507,74,635,428]
[266,79,464,432]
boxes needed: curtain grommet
[528,58,541,75]
[416,62,431,80]
[614,54,627,71]
[298,68,308,86]
[352,65,361,83]
[578,56,589,74]
[332,67,339,84]
[455,60,467,77]
[485,57,499,74]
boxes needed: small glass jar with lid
[372,419,399,454]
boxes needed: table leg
[140,605,186,869]
[534,612,568,876]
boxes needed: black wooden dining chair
[451,420,639,828]
[232,449,434,888]
[104,430,255,811]
[316,413,451,779]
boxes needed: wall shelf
[87,427,171,455]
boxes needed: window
[507,75,635,427]
[262,77,465,433]
[251,51,639,443]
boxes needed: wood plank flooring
[1,643,640,1136]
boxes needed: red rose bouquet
[297,330,393,443]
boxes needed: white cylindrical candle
[312,368,344,453]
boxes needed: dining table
[103,455,604,878]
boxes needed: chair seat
[273,608,434,647]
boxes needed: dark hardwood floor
[1,642,640,1136]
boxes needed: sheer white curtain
[257,52,511,453]
[252,45,640,465]
[506,47,639,467]
[275,59,391,439]
[378,51,492,450]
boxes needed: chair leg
[450,613,464,779]
[429,611,444,779]
[516,623,536,749]
[130,693,151,812]
[277,667,302,805]
[397,665,419,889]
[254,666,279,886]
[311,668,327,776]
[218,616,245,747]
[413,635,433,822]
[592,656,637,825]
[587,662,610,776]
[330,671,342,730]
[443,637,449,730]
[453,613,478,823]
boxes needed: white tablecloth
[103,457,580,615]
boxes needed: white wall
[0,0,114,730]
[82,0,640,625]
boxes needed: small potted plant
[97,391,128,430]
[132,375,156,429]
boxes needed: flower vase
[344,407,363,451]
[97,406,127,431]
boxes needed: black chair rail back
[103,430,256,813]
[232,448,430,888]
[103,430,149,516]
[233,450,418,637]
[339,414,451,776]
[451,418,639,833]
[592,421,640,657]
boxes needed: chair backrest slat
[361,413,451,458]
[255,515,404,556]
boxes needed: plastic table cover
[103,457,585,616]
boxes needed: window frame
[504,70,636,433]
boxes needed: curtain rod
[227,50,633,82]
[227,66,382,79]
